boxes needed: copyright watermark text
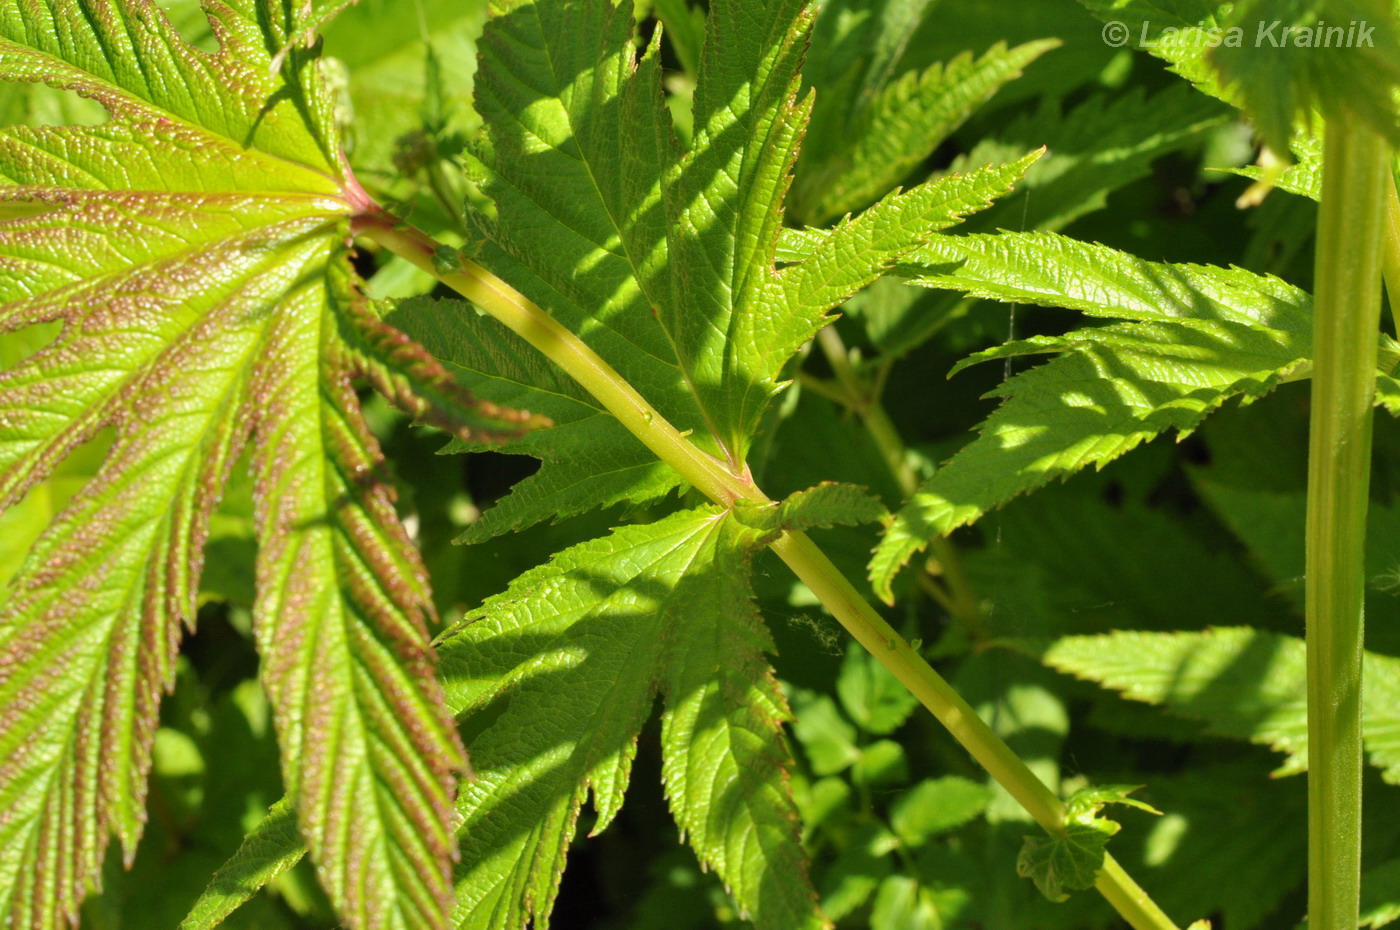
[1102,19,1375,49]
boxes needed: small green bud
[432,246,462,276]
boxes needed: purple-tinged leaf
[0,2,520,927]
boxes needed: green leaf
[955,84,1230,233]
[852,739,910,789]
[1017,822,1117,903]
[1040,627,1400,781]
[1075,0,1245,106]
[0,322,105,589]
[321,0,490,176]
[1017,784,1155,903]
[438,508,826,930]
[1374,373,1400,416]
[1064,784,1162,820]
[779,153,1043,314]
[803,0,939,113]
[902,230,1314,330]
[1359,859,1400,928]
[870,875,942,930]
[889,777,992,846]
[179,799,307,930]
[463,0,1034,484]
[1235,130,1325,201]
[1128,763,1305,930]
[0,3,517,926]
[835,646,919,736]
[0,73,104,126]
[870,231,1316,601]
[1186,392,1400,624]
[275,0,360,64]
[792,39,1058,225]
[651,0,705,74]
[818,823,896,920]
[791,690,863,777]
[734,482,889,535]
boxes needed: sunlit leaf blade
[778,154,1042,317]
[902,231,1315,330]
[179,798,307,930]
[438,508,826,930]
[464,0,702,448]
[462,0,1032,509]
[1039,628,1400,782]
[662,0,813,460]
[657,517,825,930]
[250,266,468,929]
[0,282,255,927]
[869,231,1316,601]
[0,2,497,925]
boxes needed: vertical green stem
[1307,121,1388,930]
[361,215,1182,930]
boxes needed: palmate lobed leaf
[0,1,526,927]
[415,1,1041,920]
[1017,785,1159,903]
[456,0,1039,538]
[436,506,826,930]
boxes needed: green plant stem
[1306,121,1389,930]
[361,215,1182,930]
[1384,175,1400,335]
[359,218,749,507]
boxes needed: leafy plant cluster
[3,0,1400,929]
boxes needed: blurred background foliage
[7,0,1396,926]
